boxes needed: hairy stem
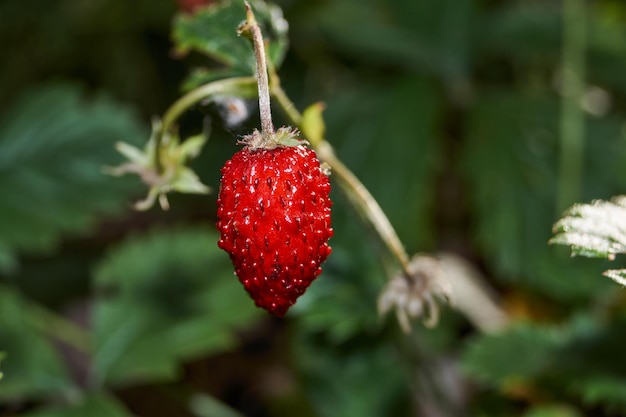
[317,141,412,270]
[242,1,274,138]
[557,0,586,213]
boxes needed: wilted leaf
[91,227,262,386]
[107,123,210,211]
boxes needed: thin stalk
[242,1,274,137]
[161,77,257,134]
[155,76,257,173]
[557,0,586,213]
[270,75,301,132]
[270,83,412,277]
[28,302,90,353]
[317,141,412,271]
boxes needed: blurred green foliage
[0,84,145,273]
[92,227,262,387]
[23,393,134,417]
[1,0,626,416]
[0,287,76,403]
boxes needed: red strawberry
[216,134,332,316]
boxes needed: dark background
[1,0,626,416]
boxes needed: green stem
[155,76,257,173]
[317,141,412,271]
[557,0,586,213]
[270,82,412,277]
[162,77,257,133]
[270,76,302,134]
[28,302,90,353]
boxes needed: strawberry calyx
[241,126,309,151]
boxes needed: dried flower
[378,255,451,332]
[105,119,210,210]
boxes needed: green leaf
[570,375,626,409]
[463,90,625,301]
[325,75,442,250]
[550,314,626,410]
[477,2,626,95]
[464,313,626,413]
[311,0,473,83]
[0,287,75,401]
[292,330,410,417]
[462,324,561,386]
[476,4,561,64]
[91,227,262,386]
[24,393,135,417]
[172,0,288,88]
[0,83,146,271]
[551,196,626,286]
[587,17,626,95]
[291,244,382,343]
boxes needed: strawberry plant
[2,0,626,416]
[215,8,333,316]
[111,2,448,321]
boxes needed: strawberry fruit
[216,131,333,316]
